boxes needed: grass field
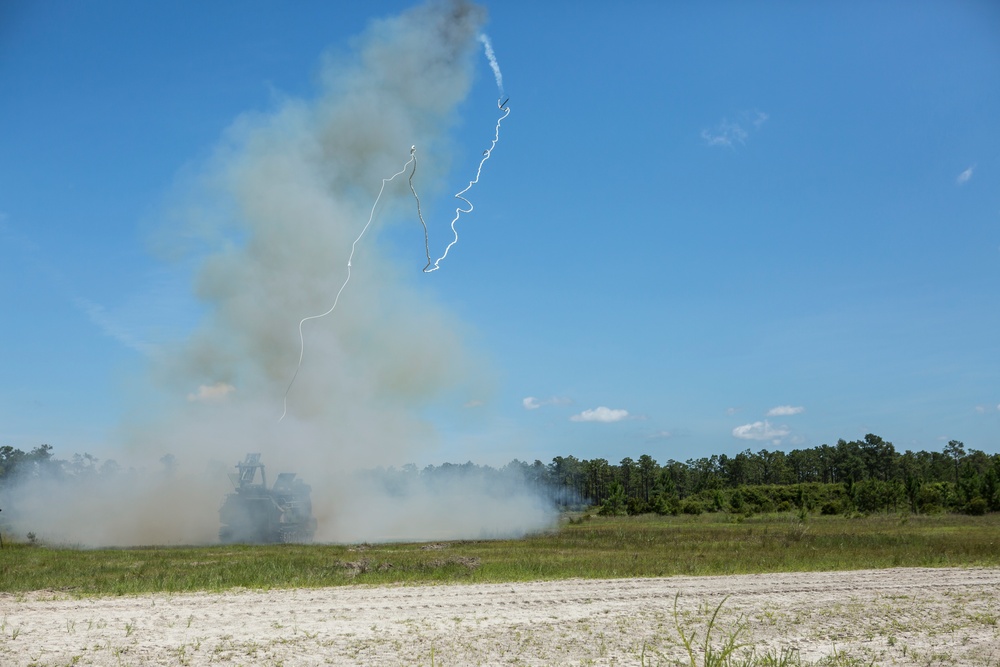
[2,512,999,596]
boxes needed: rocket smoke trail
[478,33,504,97]
[278,152,417,423]
[278,33,510,412]
[421,99,510,273]
[416,32,509,273]
[284,26,510,405]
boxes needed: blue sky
[2,0,999,469]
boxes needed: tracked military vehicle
[218,453,317,543]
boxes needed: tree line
[505,435,999,517]
[3,434,999,517]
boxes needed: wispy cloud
[186,382,235,402]
[701,120,747,147]
[766,405,804,417]
[74,297,157,355]
[732,419,789,441]
[522,395,571,410]
[702,110,768,148]
[974,403,1000,414]
[645,430,673,440]
[956,165,975,185]
[571,406,630,423]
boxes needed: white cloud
[702,110,767,148]
[463,399,485,408]
[766,405,805,417]
[732,420,789,441]
[701,120,748,148]
[956,165,975,185]
[522,396,571,410]
[187,382,236,402]
[570,406,629,423]
[646,430,673,440]
[975,403,1000,414]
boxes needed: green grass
[1,512,998,596]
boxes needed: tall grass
[1,512,998,596]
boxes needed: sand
[2,567,999,665]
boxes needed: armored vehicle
[218,453,317,543]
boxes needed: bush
[681,499,704,515]
[820,500,843,516]
[626,497,649,516]
[712,491,725,512]
[916,482,951,514]
[653,492,680,516]
[598,483,627,516]
[729,489,745,512]
[965,497,988,516]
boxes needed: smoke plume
[1,0,555,546]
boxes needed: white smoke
[478,33,505,97]
[1,0,555,547]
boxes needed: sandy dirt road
[2,567,999,666]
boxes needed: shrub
[598,482,627,516]
[653,492,680,516]
[820,500,843,516]
[916,482,951,514]
[712,491,725,512]
[626,497,649,516]
[965,497,988,516]
[681,499,704,515]
[729,489,745,512]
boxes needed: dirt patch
[1,567,998,665]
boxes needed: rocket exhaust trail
[279,153,416,422]
[280,31,509,418]
[417,98,510,273]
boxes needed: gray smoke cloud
[2,0,556,546]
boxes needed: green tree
[944,440,966,487]
[599,482,628,516]
[688,455,722,492]
[618,457,637,499]
[833,439,865,483]
[651,469,680,515]
[720,450,753,486]
[0,445,27,479]
[859,433,897,481]
[549,455,585,502]
[751,449,791,485]
[584,458,613,504]
[637,454,657,503]
[787,448,820,483]
[662,459,690,497]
